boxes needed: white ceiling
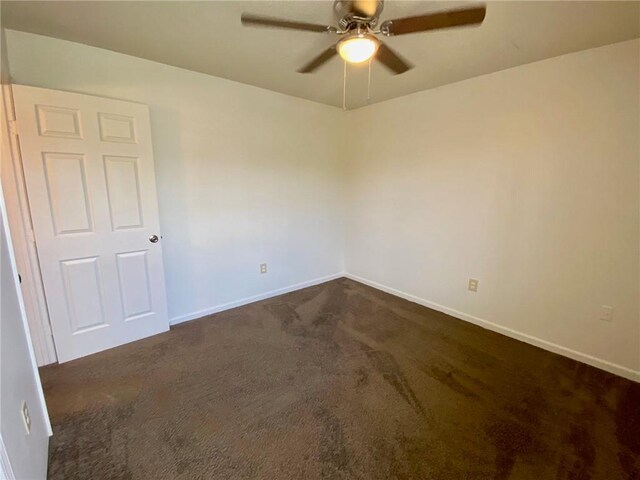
[2,1,639,109]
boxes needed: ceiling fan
[241,0,486,75]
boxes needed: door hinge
[8,119,18,137]
[44,321,54,338]
[26,228,36,246]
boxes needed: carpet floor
[41,278,639,480]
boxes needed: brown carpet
[41,278,639,480]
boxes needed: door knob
[149,235,159,243]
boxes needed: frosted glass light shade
[337,35,378,64]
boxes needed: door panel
[116,250,153,320]
[98,112,137,143]
[13,85,169,362]
[43,152,93,235]
[104,155,144,230]
[36,104,82,139]
[60,256,107,333]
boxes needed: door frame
[1,82,57,366]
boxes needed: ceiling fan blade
[381,5,486,36]
[298,45,338,73]
[241,13,334,33]
[376,42,413,75]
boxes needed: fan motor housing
[334,0,384,29]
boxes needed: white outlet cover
[21,401,31,434]
[468,279,479,292]
[600,305,614,322]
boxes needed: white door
[12,85,169,363]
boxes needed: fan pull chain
[342,59,347,111]
[367,58,372,102]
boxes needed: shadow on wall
[147,105,190,320]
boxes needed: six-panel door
[12,85,170,363]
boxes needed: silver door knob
[149,235,159,243]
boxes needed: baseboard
[344,273,640,383]
[169,272,345,326]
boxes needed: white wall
[345,39,640,376]
[5,30,345,325]
[1,27,49,480]
[0,187,50,480]
[4,30,639,380]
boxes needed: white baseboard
[344,273,640,383]
[169,272,345,326]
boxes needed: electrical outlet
[260,263,267,274]
[468,278,479,292]
[599,305,613,322]
[21,401,31,434]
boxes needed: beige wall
[345,39,640,376]
[0,28,8,84]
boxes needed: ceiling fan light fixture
[337,34,378,64]
[242,2,487,74]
